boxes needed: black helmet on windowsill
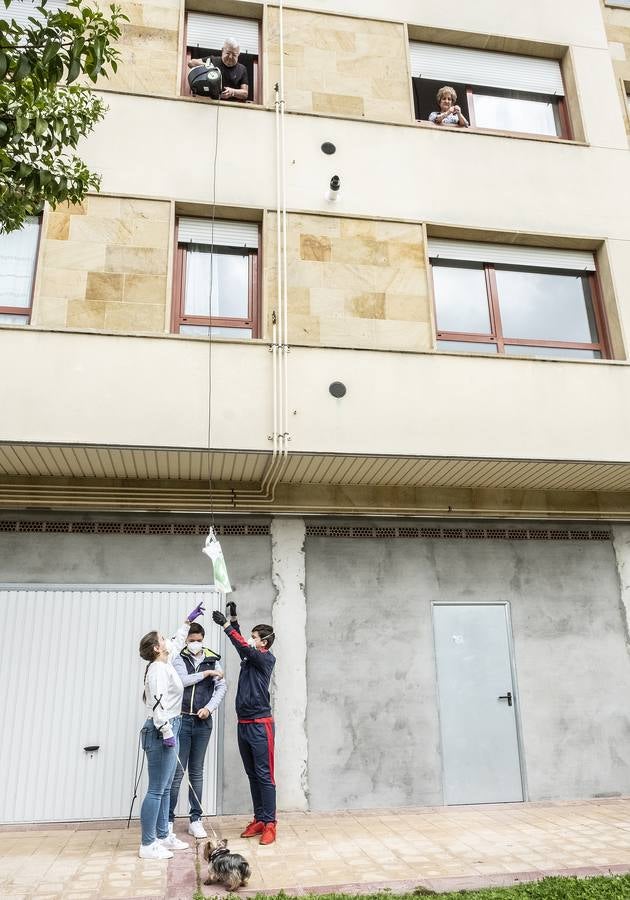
[188,63,222,99]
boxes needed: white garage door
[0,585,226,824]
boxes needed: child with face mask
[168,623,227,839]
[137,602,205,860]
[212,602,277,845]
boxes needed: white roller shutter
[178,217,259,249]
[409,42,565,96]
[3,0,66,28]
[427,239,595,272]
[187,12,259,55]
[0,585,224,824]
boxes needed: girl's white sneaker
[138,841,173,860]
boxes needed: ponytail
[139,630,159,701]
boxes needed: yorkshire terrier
[203,838,251,891]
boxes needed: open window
[0,216,40,326]
[172,217,260,338]
[182,11,260,102]
[428,239,609,359]
[411,42,571,138]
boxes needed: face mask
[187,641,203,654]
[164,638,173,654]
[247,638,257,649]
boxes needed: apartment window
[173,217,259,338]
[411,43,570,138]
[7,0,65,28]
[429,240,607,359]
[182,12,260,102]
[0,217,40,325]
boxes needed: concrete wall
[305,536,444,810]
[305,531,630,809]
[0,523,273,816]
[6,331,630,463]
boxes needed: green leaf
[42,41,61,65]
[67,57,81,83]
[0,52,8,79]
[14,56,32,82]
[34,116,47,137]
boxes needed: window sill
[432,347,614,364]
[178,95,266,111]
[0,323,267,345]
[416,120,587,147]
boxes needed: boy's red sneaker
[259,822,276,845]
[240,821,265,838]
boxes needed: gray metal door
[433,603,524,805]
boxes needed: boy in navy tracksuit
[212,603,277,845]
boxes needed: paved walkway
[2,799,630,899]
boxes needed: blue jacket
[178,646,222,715]
[225,622,275,720]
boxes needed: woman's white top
[143,623,189,739]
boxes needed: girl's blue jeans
[139,716,181,846]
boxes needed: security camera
[325,175,341,202]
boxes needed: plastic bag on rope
[202,527,233,594]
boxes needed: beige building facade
[3,0,630,823]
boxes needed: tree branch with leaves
[0,0,127,233]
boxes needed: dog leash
[175,750,221,841]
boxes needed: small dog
[203,838,251,892]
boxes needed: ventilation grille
[0,521,269,536]
[305,525,611,541]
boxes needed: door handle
[498,691,513,707]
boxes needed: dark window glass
[433,262,490,333]
[185,46,257,102]
[413,77,470,124]
[495,268,597,343]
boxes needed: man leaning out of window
[429,85,469,127]
[188,38,249,102]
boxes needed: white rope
[175,748,220,841]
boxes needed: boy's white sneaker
[138,841,173,860]
[188,820,207,839]
[159,834,189,851]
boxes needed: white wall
[4,329,630,463]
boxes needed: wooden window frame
[432,260,610,359]
[181,10,261,103]
[171,224,261,339]
[0,214,42,325]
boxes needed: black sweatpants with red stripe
[237,718,276,823]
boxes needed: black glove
[212,610,227,627]
[226,601,237,618]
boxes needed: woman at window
[429,86,469,127]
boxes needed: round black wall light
[321,141,336,155]
[329,381,347,398]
